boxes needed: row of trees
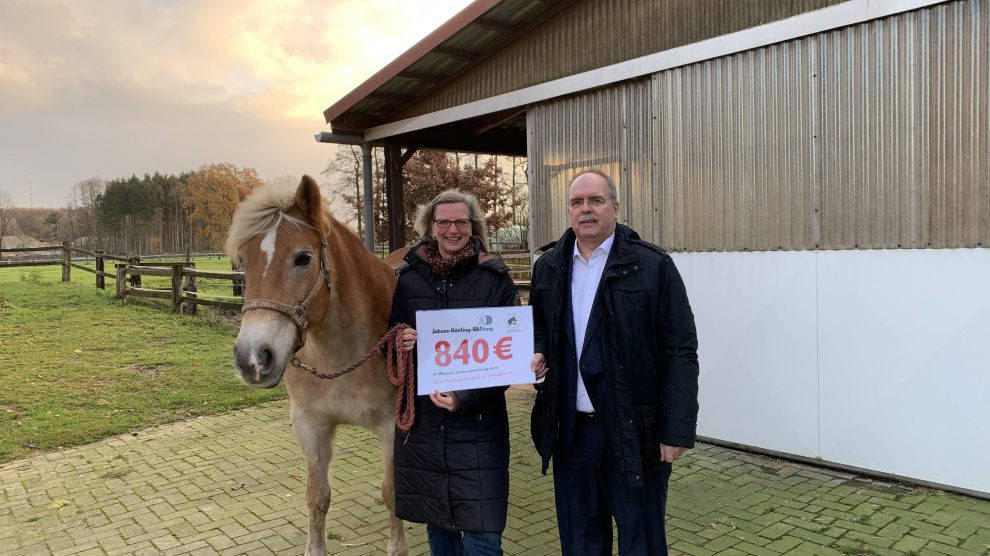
[1,148,530,258]
[323,146,529,250]
[0,163,262,256]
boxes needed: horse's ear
[236,185,252,202]
[295,176,324,226]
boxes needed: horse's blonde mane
[225,183,319,264]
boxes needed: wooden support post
[171,263,183,314]
[183,263,197,315]
[95,250,105,290]
[385,143,406,253]
[115,264,127,298]
[61,241,71,282]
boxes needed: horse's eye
[294,252,313,267]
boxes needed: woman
[392,189,519,556]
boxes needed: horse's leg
[378,423,408,556]
[294,412,336,556]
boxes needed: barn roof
[321,0,569,154]
[320,0,947,155]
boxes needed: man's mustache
[578,214,598,223]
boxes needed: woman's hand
[400,327,418,352]
[430,391,460,412]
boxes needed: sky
[0,0,474,208]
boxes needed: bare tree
[67,177,104,247]
[0,189,15,259]
[322,145,364,233]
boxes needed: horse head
[227,175,331,388]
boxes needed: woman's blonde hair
[414,189,489,251]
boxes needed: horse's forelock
[226,182,320,265]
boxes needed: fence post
[115,264,127,298]
[232,263,245,297]
[61,241,71,282]
[95,250,105,290]
[183,263,197,315]
[129,256,141,288]
[171,263,183,313]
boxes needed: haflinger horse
[226,176,408,556]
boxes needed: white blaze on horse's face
[233,216,325,388]
[259,225,278,277]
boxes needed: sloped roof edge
[322,0,500,125]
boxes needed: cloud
[0,0,473,206]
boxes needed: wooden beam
[367,92,412,102]
[472,18,516,33]
[470,108,526,135]
[391,129,526,157]
[400,147,418,166]
[397,71,442,83]
[431,46,475,61]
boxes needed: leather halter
[240,233,332,352]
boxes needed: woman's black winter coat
[389,240,519,533]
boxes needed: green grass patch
[0,264,285,463]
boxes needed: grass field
[0,261,286,463]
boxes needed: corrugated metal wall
[528,0,990,252]
[527,79,655,246]
[396,0,848,121]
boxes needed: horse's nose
[233,342,275,383]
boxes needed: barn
[319,0,990,497]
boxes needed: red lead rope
[290,322,416,433]
[384,323,416,433]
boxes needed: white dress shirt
[570,233,615,413]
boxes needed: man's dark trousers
[553,416,672,555]
[553,285,672,555]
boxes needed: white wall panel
[817,249,990,494]
[673,248,990,494]
[672,251,819,457]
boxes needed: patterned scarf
[424,240,477,278]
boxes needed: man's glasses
[433,219,472,229]
[568,196,610,209]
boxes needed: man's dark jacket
[530,224,699,486]
[389,239,519,532]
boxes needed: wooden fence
[1,243,243,314]
[1,243,531,312]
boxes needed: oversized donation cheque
[415,306,535,395]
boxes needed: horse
[226,175,408,556]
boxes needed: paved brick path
[2,386,988,555]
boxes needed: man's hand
[430,391,460,412]
[531,353,548,380]
[660,444,688,463]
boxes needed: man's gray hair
[569,169,618,201]
[414,189,489,251]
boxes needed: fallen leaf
[49,499,71,510]
[73,349,82,354]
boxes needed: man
[530,169,699,555]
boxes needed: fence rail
[3,243,530,313]
[2,243,243,314]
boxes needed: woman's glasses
[433,219,472,229]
